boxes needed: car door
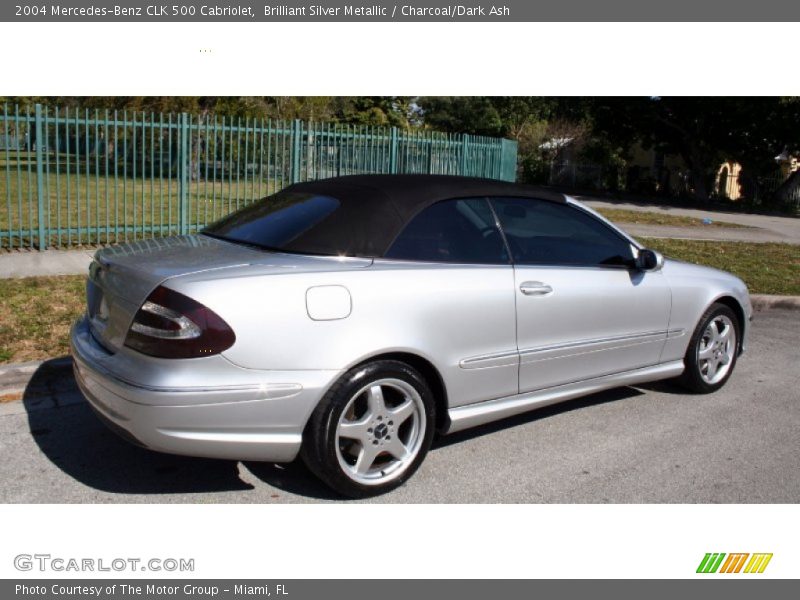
[490,197,671,393]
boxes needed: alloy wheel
[335,378,426,486]
[697,314,736,385]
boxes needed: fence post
[499,139,518,182]
[291,119,303,183]
[178,112,189,235]
[35,104,46,250]
[389,127,399,174]
[460,134,470,176]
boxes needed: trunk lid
[85,234,371,352]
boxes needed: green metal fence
[0,103,518,250]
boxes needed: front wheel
[301,360,435,498]
[677,303,740,393]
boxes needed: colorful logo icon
[697,553,773,574]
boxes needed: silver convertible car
[71,175,752,497]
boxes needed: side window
[384,198,508,264]
[491,197,635,267]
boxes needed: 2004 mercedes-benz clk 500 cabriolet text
[70,175,752,497]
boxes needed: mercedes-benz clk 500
[71,175,751,497]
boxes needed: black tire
[301,360,436,498]
[676,302,741,394]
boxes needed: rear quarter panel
[167,261,520,408]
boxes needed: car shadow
[22,358,254,497]
[634,379,688,395]
[434,385,645,449]
[242,461,344,501]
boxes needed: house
[716,161,744,200]
[715,151,799,201]
[624,143,687,195]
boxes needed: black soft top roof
[276,175,566,257]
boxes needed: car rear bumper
[70,316,339,462]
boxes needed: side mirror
[636,248,664,272]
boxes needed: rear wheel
[677,303,740,393]
[301,360,435,498]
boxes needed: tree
[1,96,417,128]
[417,96,554,138]
[586,97,800,201]
[417,97,503,136]
[333,97,414,128]
[418,97,559,182]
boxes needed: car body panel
[171,261,520,408]
[513,265,671,391]
[69,178,752,467]
[658,258,752,361]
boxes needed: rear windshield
[203,192,341,254]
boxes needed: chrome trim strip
[518,330,668,362]
[446,360,685,434]
[461,331,670,369]
[667,328,686,339]
[155,429,302,445]
[459,350,519,370]
[98,366,301,398]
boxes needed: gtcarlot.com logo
[697,553,773,574]
[14,554,195,572]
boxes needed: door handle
[519,281,553,296]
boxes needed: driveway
[0,308,798,503]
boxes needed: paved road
[611,223,798,244]
[1,308,798,503]
[580,197,800,245]
[0,248,95,278]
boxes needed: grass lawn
[0,275,85,364]
[596,208,750,229]
[642,238,800,296]
[0,158,285,248]
[0,239,797,365]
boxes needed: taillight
[124,286,235,359]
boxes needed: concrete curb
[750,294,800,311]
[0,356,71,383]
[0,357,72,402]
[0,295,797,400]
